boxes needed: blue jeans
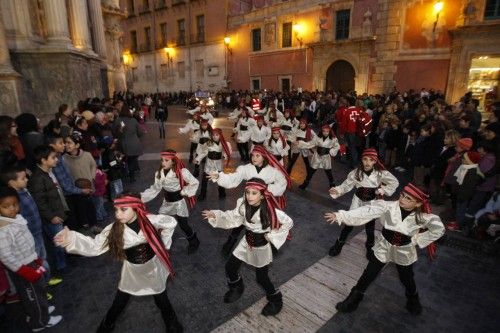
[32,232,50,279]
[43,222,66,271]
[92,196,108,221]
[109,179,123,200]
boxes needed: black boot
[187,232,200,254]
[261,291,283,316]
[336,289,364,313]
[218,186,226,199]
[406,292,422,315]
[223,278,244,303]
[329,239,345,257]
[221,234,238,256]
[96,319,115,333]
[165,311,183,333]
[365,242,374,260]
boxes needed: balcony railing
[172,0,186,6]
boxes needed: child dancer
[233,110,257,162]
[264,127,289,166]
[192,119,212,177]
[329,148,399,258]
[178,113,201,164]
[265,102,284,126]
[287,118,316,175]
[141,150,200,254]
[249,115,271,149]
[202,178,293,316]
[298,124,340,190]
[207,145,290,254]
[279,109,298,160]
[54,193,182,332]
[195,128,231,201]
[0,186,62,331]
[324,184,445,315]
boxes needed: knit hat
[485,122,500,136]
[466,151,481,164]
[457,138,473,151]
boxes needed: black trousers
[225,254,276,295]
[304,168,334,185]
[101,287,176,328]
[175,215,194,238]
[200,171,225,197]
[354,255,417,295]
[338,220,375,245]
[237,142,249,162]
[189,143,197,162]
[287,153,311,174]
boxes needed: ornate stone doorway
[326,60,355,92]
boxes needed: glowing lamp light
[434,1,444,14]
[122,53,131,65]
[224,36,231,46]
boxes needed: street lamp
[224,36,232,55]
[433,1,444,33]
[293,23,304,47]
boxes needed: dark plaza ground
[2,106,499,333]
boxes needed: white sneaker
[48,306,55,314]
[32,315,62,332]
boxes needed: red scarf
[402,183,437,260]
[245,181,281,230]
[160,151,196,208]
[362,148,386,170]
[212,128,231,167]
[114,196,175,276]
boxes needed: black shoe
[166,312,183,333]
[406,292,422,315]
[365,242,374,260]
[329,239,345,257]
[224,278,244,303]
[261,291,283,316]
[336,289,364,313]
[221,235,238,256]
[298,182,308,190]
[187,233,200,254]
[96,319,115,333]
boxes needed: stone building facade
[227,0,500,106]
[120,0,229,93]
[0,0,127,117]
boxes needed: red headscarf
[362,148,385,170]
[299,118,313,141]
[271,126,286,147]
[320,124,335,138]
[113,196,174,276]
[160,151,196,208]
[245,181,281,230]
[211,128,231,167]
[251,145,291,189]
[254,115,267,126]
[402,183,437,260]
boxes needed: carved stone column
[87,0,107,59]
[42,0,72,46]
[4,0,35,49]
[67,0,93,51]
[0,17,22,115]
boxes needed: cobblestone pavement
[2,106,499,333]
